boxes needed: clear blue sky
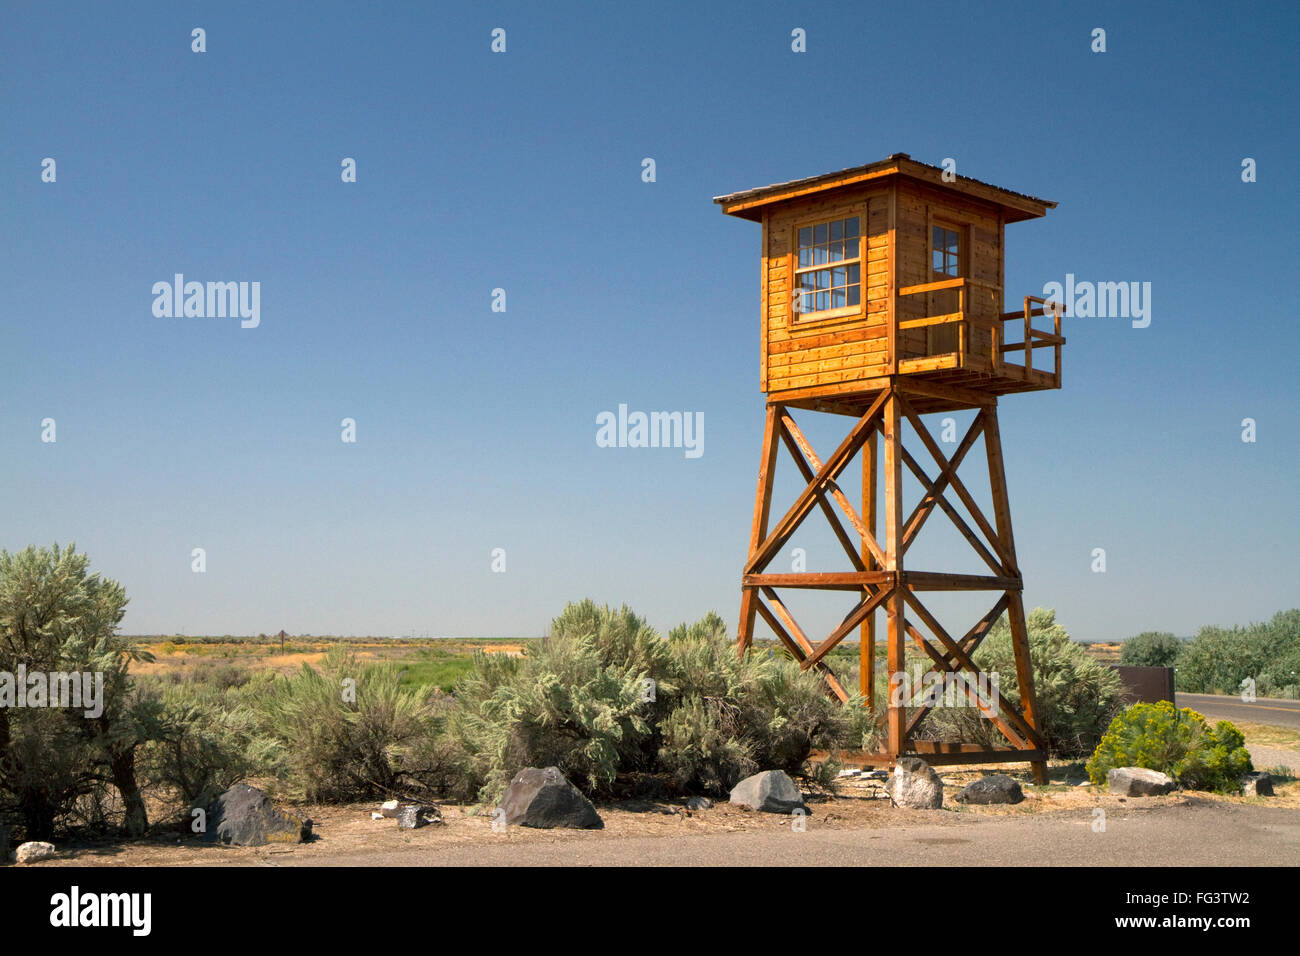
[2,1,1296,642]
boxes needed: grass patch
[1232,720,1300,751]
[394,649,477,693]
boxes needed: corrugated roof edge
[712,153,1056,210]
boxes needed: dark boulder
[498,767,603,829]
[398,804,442,829]
[954,774,1024,805]
[202,783,312,846]
[1242,772,1273,797]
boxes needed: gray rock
[498,767,603,829]
[954,774,1024,805]
[379,799,402,818]
[1242,772,1273,797]
[884,757,943,809]
[202,783,312,846]
[1107,767,1174,797]
[397,804,442,829]
[14,841,55,864]
[729,770,807,813]
[685,796,713,811]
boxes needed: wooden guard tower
[716,153,1063,783]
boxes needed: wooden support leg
[983,403,1048,784]
[737,405,781,657]
[883,392,906,756]
[861,431,877,709]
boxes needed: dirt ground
[27,764,1299,868]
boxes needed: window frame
[787,203,869,327]
[928,217,969,281]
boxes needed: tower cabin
[715,153,1062,415]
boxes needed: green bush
[656,611,877,796]
[437,601,879,803]
[1085,701,1252,793]
[135,676,281,813]
[255,647,440,802]
[0,544,153,839]
[1119,631,1183,668]
[916,608,1122,757]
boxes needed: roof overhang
[714,153,1056,224]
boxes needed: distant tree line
[1120,610,1300,698]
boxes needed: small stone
[15,841,56,864]
[685,796,713,811]
[370,812,384,820]
[380,799,402,818]
[884,757,943,809]
[954,774,1024,805]
[1075,780,1092,788]
[729,770,807,813]
[1241,772,1273,797]
[1107,767,1174,797]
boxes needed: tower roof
[714,153,1056,223]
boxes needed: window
[932,224,961,277]
[795,215,861,316]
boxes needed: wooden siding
[762,186,891,394]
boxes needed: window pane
[829,241,843,262]
[845,238,859,259]
[845,217,859,239]
[799,273,814,292]
[816,270,828,289]
[945,229,958,254]
[799,247,812,268]
[816,291,828,311]
[933,250,944,273]
[799,227,812,248]
[830,220,843,241]
[832,266,846,287]
[814,244,827,265]
[832,288,846,308]
[814,223,827,244]
[848,264,860,284]
[848,285,861,307]
[800,293,814,314]
[932,226,944,249]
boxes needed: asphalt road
[1179,693,1300,731]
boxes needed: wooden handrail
[898,311,964,330]
[898,276,967,296]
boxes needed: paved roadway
[1179,693,1300,731]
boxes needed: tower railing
[895,279,1064,384]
